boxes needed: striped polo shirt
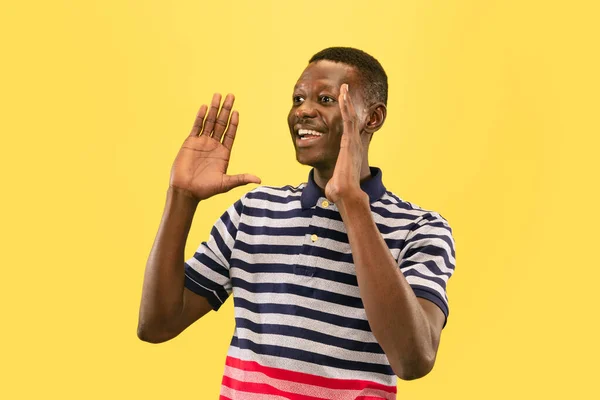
[184,167,456,400]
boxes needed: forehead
[294,60,360,90]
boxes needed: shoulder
[239,183,306,209]
[373,190,453,231]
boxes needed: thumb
[222,173,262,192]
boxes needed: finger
[339,84,357,137]
[200,93,222,136]
[221,110,239,151]
[189,105,208,137]
[222,173,262,192]
[212,93,235,142]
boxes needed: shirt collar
[300,167,386,209]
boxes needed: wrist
[167,186,200,208]
[336,189,370,216]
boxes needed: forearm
[337,193,436,379]
[138,187,199,339]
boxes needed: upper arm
[418,297,445,351]
[172,288,214,334]
[399,212,456,325]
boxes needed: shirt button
[311,234,318,242]
[321,200,330,208]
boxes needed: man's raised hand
[170,93,261,201]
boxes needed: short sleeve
[398,212,456,326]
[184,197,244,311]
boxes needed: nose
[295,101,318,119]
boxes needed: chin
[294,152,331,171]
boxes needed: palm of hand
[171,135,231,200]
[325,85,364,204]
[169,93,260,201]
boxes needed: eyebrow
[294,82,338,91]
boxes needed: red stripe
[219,396,232,400]
[222,375,329,400]
[225,356,396,394]
[355,397,391,400]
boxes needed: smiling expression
[287,60,367,171]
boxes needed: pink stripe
[220,386,288,400]
[225,356,396,394]
[223,375,328,400]
[224,364,395,400]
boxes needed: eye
[320,95,336,104]
[293,95,305,105]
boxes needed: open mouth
[297,129,324,144]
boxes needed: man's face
[287,60,366,169]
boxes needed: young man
[138,47,456,399]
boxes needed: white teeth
[298,129,323,137]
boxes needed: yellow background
[1,1,599,398]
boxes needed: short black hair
[309,47,388,106]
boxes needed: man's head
[309,47,388,107]
[287,47,388,171]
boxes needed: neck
[313,158,372,190]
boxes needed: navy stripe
[239,223,310,238]
[402,268,448,289]
[375,196,415,210]
[245,190,303,204]
[184,276,225,310]
[185,265,229,302]
[211,225,232,262]
[375,221,419,235]
[238,223,405,251]
[312,207,344,222]
[192,250,229,279]
[231,259,358,286]
[400,259,454,278]
[371,205,429,221]
[243,205,311,219]
[235,317,385,354]
[411,233,455,258]
[219,208,238,243]
[412,287,449,320]
[231,337,394,376]
[255,185,305,194]
[404,245,454,271]
[233,297,372,332]
[236,241,304,256]
[305,246,354,264]
[231,277,364,308]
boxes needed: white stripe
[240,215,312,228]
[252,185,305,197]
[220,385,288,400]
[185,255,231,290]
[232,287,367,322]
[207,233,230,269]
[246,197,303,212]
[227,346,396,385]
[236,307,377,344]
[233,249,356,276]
[405,275,447,301]
[405,236,455,263]
[402,251,454,275]
[402,264,450,283]
[214,215,236,252]
[235,327,389,366]
[237,231,305,247]
[232,269,361,300]
[223,365,396,400]
[184,272,224,304]
[372,212,425,228]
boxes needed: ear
[363,102,387,135]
